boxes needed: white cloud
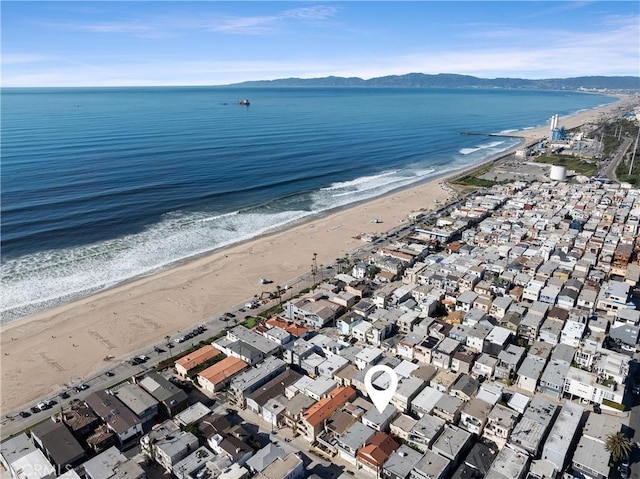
[3,8,636,86]
[3,42,638,87]
[211,5,339,34]
[40,5,340,38]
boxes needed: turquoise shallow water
[0,86,615,320]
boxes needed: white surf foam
[1,208,308,321]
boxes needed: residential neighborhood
[2,179,640,479]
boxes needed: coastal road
[602,136,633,181]
[0,194,446,439]
[0,263,329,440]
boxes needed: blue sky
[2,1,639,87]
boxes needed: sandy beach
[0,95,634,413]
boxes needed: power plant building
[549,114,566,141]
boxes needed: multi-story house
[563,367,624,407]
[483,404,519,449]
[541,401,584,476]
[518,313,545,345]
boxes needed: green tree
[343,254,351,272]
[605,431,632,463]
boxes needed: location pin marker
[365,364,399,414]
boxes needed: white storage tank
[549,165,567,181]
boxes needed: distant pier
[459,132,522,138]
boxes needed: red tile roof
[357,432,400,466]
[303,386,356,427]
[175,345,221,372]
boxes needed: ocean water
[1,87,614,321]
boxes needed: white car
[174,337,186,343]
[37,402,47,411]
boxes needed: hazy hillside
[228,73,640,91]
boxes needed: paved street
[0,267,319,440]
[602,136,634,181]
[0,189,460,441]
[0,187,489,449]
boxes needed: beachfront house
[284,292,344,328]
[137,371,188,417]
[85,390,143,445]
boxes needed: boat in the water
[238,99,250,106]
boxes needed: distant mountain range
[228,73,640,91]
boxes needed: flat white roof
[11,450,55,479]
[411,386,444,415]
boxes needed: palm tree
[164,335,172,358]
[343,254,351,274]
[276,285,282,306]
[605,431,632,463]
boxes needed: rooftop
[30,419,85,467]
[382,444,422,478]
[174,344,221,372]
[198,356,248,385]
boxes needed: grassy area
[615,129,640,187]
[258,303,284,319]
[242,316,260,329]
[603,398,626,411]
[616,158,640,187]
[533,153,599,177]
[451,163,498,188]
[601,119,638,157]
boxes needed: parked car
[30,406,40,414]
[37,402,48,411]
[166,343,175,349]
[105,371,115,377]
[59,392,70,399]
[19,411,31,418]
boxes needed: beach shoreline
[0,94,633,413]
